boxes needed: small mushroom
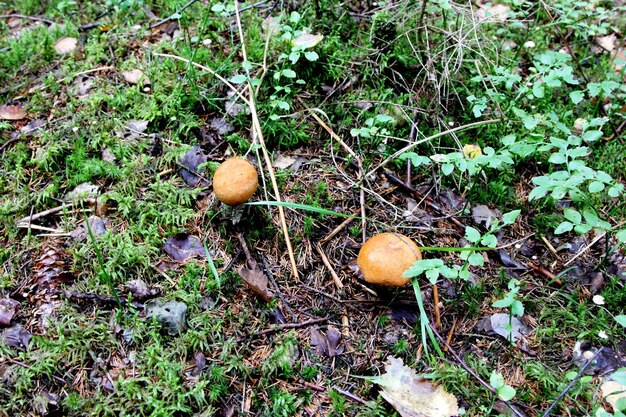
[213,157,259,206]
[357,232,422,287]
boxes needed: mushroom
[213,157,259,206]
[357,232,422,287]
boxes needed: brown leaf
[601,380,626,412]
[1,325,31,349]
[238,266,274,301]
[596,34,617,52]
[0,298,19,327]
[122,69,150,85]
[164,234,206,262]
[374,356,459,417]
[309,326,344,357]
[273,154,297,170]
[0,104,27,120]
[54,37,78,54]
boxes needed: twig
[331,386,367,404]
[15,202,73,225]
[6,358,66,384]
[0,14,54,24]
[320,214,357,243]
[540,235,560,260]
[243,317,328,340]
[233,1,299,280]
[16,224,66,233]
[433,284,441,329]
[528,261,562,285]
[432,327,526,417]
[260,253,297,321]
[150,0,199,29]
[315,243,344,289]
[541,348,604,417]
[564,231,607,267]
[384,169,464,229]
[55,289,144,309]
[443,317,457,352]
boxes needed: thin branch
[0,14,54,24]
[541,348,604,417]
[150,0,199,29]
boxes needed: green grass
[1,0,626,415]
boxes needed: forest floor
[1,0,626,416]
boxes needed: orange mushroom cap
[357,233,422,286]
[213,158,259,206]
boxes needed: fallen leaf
[65,182,100,201]
[122,69,150,85]
[127,119,149,133]
[54,37,78,54]
[291,33,323,49]
[262,16,281,35]
[477,4,511,22]
[164,234,206,262]
[273,154,297,169]
[70,215,107,241]
[463,144,482,159]
[238,266,274,301]
[488,313,530,343]
[472,204,499,228]
[209,117,234,136]
[1,325,31,349]
[601,380,626,412]
[125,279,156,299]
[179,146,209,187]
[309,326,344,357]
[71,76,94,96]
[596,34,617,52]
[0,104,27,120]
[0,298,19,327]
[19,119,45,135]
[145,299,188,335]
[225,100,249,117]
[372,356,459,417]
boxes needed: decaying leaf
[179,146,209,187]
[238,266,274,301]
[1,325,31,349]
[0,104,27,120]
[596,34,617,52]
[373,356,459,417]
[601,380,626,412]
[472,204,499,229]
[273,154,297,170]
[164,234,206,262]
[310,326,344,357]
[477,4,511,22]
[0,298,19,327]
[479,313,530,343]
[145,299,188,335]
[54,37,78,54]
[291,33,323,49]
[122,69,150,85]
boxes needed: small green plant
[490,371,516,401]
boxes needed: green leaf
[511,300,524,316]
[289,11,301,23]
[616,315,626,327]
[563,208,581,224]
[442,163,454,176]
[617,230,626,244]
[230,74,247,84]
[493,296,514,308]
[610,368,626,386]
[502,210,521,225]
[289,51,301,64]
[555,221,573,234]
[588,181,605,193]
[304,51,319,61]
[468,252,484,266]
[569,90,585,104]
[282,69,297,78]
[533,83,545,98]
[498,385,516,401]
[481,234,498,248]
[490,372,505,389]
[582,130,603,142]
[609,185,624,197]
[548,153,567,164]
[465,227,481,243]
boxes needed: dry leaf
[164,234,206,262]
[291,33,323,49]
[601,380,626,412]
[54,37,78,54]
[477,4,511,22]
[273,154,297,169]
[122,69,150,85]
[0,298,19,327]
[262,16,281,35]
[0,104,27,120]
[373,356,459,417]
[596,34,617,52]
[238,266,274,301]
